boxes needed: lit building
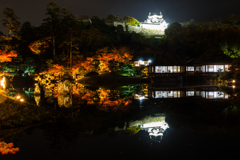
[133,59,152,67]
[141,12,169,31]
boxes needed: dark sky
[1,0,240,28]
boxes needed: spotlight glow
[0,77,6,89]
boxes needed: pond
[1,81,240,159]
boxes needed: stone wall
[106,22,165,36]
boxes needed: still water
[1,82,240,159]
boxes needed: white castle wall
[107,22,164,36]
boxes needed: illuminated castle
[141,12,169,31]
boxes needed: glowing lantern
[0,77,5,89]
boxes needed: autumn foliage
[29,40,49,54]
[0,50,17,63]
[0,72,10,76]
[81,88,132,110]
[72,47,133,74]
[40,47,132,78]
[0,141,19,155]
[40,64,64,75]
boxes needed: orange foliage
[0,51,17,63]
[72,47,133,73]
[81,60,93,70]
[72,60,94,75]
[0,141,19,155]
[82,92,92,101]
[0,72,10,76]
[81,89,132,108]
[29,40,49,54]
[89,50,133,72]
[40,64,64,75]
[54,64,64,70]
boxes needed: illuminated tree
[93,47,133,72]
[0,141,19,155]
[220,26,240,58]
[123,16,141,26]
[141,67,148,76]
[29,40,49,54]
[40,64,64,75]
[0,50,17,64]
[71,47,133,76]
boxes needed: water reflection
[3,81,235,108]
[58,94,72,108]
[142,122,169,138]
[2,82,240,158]
[135,86,231,100]
[32,81,137,109]
[147,90,229,99]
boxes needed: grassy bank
[0,95,52,129]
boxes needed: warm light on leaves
[0,141,19,155]
[81,88,132,109]
[0,50,17,64]
[54,64,64,70]
[40,64,64,75]
[29,40,49,54]
[0,72,10,77]
[85,47,133,72]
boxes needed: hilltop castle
[141,12,169,31]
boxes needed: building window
[155,91,180,98]
[155,91,162,98]
[186,66,194,71]
[201,91,205,98]
[174,91,180,98]
[168,66,173,73]
[208,65,214,72]
[155,66,167,73]
[155,66,180,73]
[201,66,205,72]
[134,61,139,67]
[186,91,194,96]
[206,65,224,72]
[225,65,229,71]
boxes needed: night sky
[1,0,240,28]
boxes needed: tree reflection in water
[33,81,139,111]
[2,83,240,158]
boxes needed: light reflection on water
[2,82,240,158]
[4,82,234,108]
